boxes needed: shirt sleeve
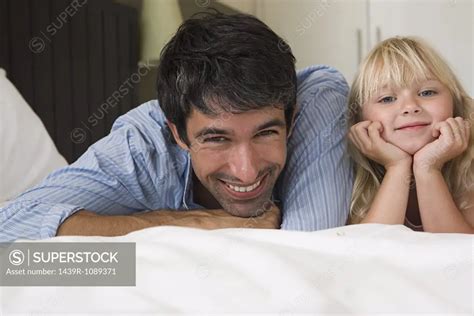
[0,102,185,242]
[278,65,354,231]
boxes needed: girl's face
[362,79,454,155]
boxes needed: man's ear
[167,121,190,151]
[287,103,298,139]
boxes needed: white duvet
[0,224,472,315]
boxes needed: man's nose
[401,95,422,115]
[228,144,259,184]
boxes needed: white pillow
[0,68,68,203]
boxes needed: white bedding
[0,224,472,315]
[0,68,67,204]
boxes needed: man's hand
[135,201,281,230]
[240,201,281,229]
[56,202,281,237]
[413,117,470,173]
[349,121,412,170]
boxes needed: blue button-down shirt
[0,65,353,242]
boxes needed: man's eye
[257,130,278,137]
[203,136,228,143]
[378,96,396,103]
[419,90,437,97]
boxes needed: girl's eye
[257,130,278,137]
[202,136,228,143]
[419,90,437,97]
[378,96,396,104]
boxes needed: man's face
[170,107,287,217]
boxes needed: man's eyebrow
[194,127,233,139]
[254,118,286,132]
[194,118,286,139]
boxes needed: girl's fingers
[432,122,442,138]
[349,125,366,152]
[352,121,372,150]
[367,121,384,146]
[438,121,454,144]
[449,117,465,144]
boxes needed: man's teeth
[226,180,261,193]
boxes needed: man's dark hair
[156,12,297,145]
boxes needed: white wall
[218,0,257,14]
[139,0,473,95]
[369,0,473,96]
[253,0,473,95]
[140,0,183,63]
[255,0,368,83]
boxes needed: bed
[0,224,472,314]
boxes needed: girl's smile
[395,122,431,131]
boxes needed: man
[0,13,352,242]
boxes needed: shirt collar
[182,152,203,209]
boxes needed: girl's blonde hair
[347,36,474,224]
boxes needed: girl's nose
[401,96,423,115]
[403,107,422,115]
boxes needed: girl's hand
[349,121,412,170]
[413,117,470,173]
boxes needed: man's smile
[218,173,269,200]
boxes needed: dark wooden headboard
[0,0,139,162]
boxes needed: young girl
[347,36,474,233]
